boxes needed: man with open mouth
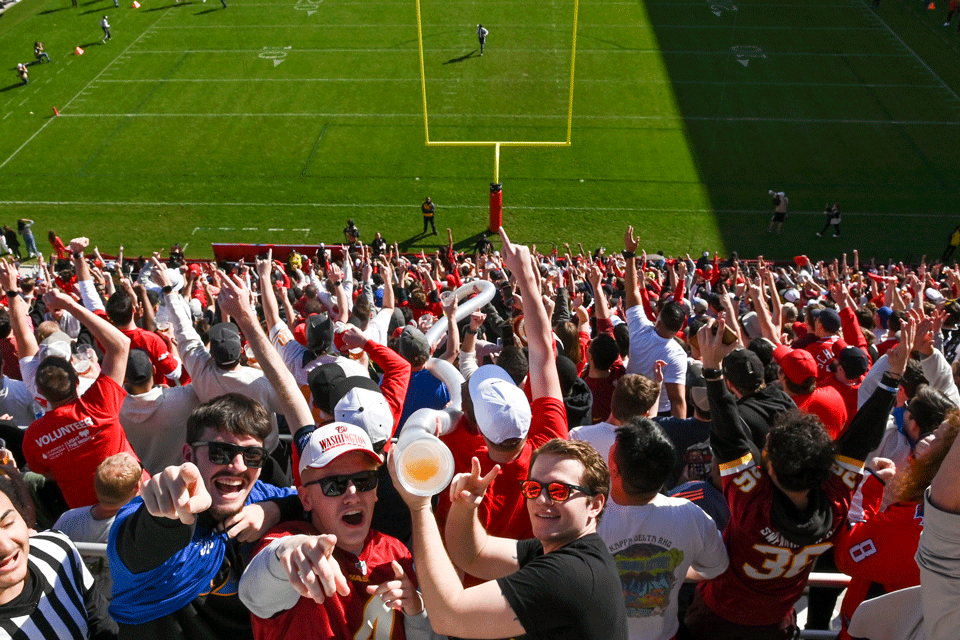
[239,421,431,639]
[105,269,319,640]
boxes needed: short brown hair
[610,374,659,422]
[530,438,610,506]
[94,452,142,507]
[35,356,78,404]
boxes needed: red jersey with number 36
[698,451,864,626]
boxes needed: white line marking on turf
[2,113,10,120]
[0,8,171,171]
[868,4,960,103]
[50,113,960,125]
[3,202,955,218]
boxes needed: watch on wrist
[161,285,174,294]
[622,250,635,259]
[5,290,19,298]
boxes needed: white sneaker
[945,21,951,25]
[816,232,822,236]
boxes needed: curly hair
[765,409,834,492]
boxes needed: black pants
[423,216,436,234]
[819,220,840,236]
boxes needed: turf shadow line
[77,51,191,177]
[838,52,948,192]
[300,122,327,177]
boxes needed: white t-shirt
[569,420,617,464]
[597,494,729,640]
[625,305,686,413]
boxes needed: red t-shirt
[820,375,860,434]
[437,396,568,545]
[251,521,415,640]
[802,336,844,381]
[0,335,21,381]
[793,385,848,440]
[698,452,862,626]
[833,473,922,636]
[23,375,141,508]
[121,327,179,385]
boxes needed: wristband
[622,250,635,259]
[703,368,723,381]
[161,285,173,295]
[465,328,478,335]
[5,290,18,298]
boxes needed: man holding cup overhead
[388,228,626,639]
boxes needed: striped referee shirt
[0,531,113,640]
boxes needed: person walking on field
[767,190,788,234]
[477,24,488,55]
[101,16,111,42]
[421,196,437,235]
[817,202,841,238]
[16,64,28,86]
[34,43,51,64]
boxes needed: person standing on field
[101,16,111,42]
[477,24,488,55]
[421,197,437,235]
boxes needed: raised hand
[140,463,213,525]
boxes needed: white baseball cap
[298,422,382,475]
[468,365,531,444]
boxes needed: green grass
[1,0,959,262]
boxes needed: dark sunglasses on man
[190,441,268,469]
[303,470,379,497]
[519,479,596,502]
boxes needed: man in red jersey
[682,315,911,639]
[239,420,430,640]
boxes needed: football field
[1,0,959,261]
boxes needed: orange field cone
[928,2,936,8]
[74,46,84,55]
[132,1,140,7]
[52,107,59,116]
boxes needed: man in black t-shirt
[384,230,626,640]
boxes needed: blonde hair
[94,452,142,507]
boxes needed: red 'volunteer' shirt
[23,375,142,508]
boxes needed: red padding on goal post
[489,183,503,233]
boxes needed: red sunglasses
[519,480,595,502]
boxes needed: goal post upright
[416,0,580,229]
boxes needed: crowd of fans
[1,223,960,640]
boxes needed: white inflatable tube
[401,358,465,438]
[424,280,497,347]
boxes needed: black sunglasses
[520,479,595,502]
[303,470,379,497]
[190,441,268,469]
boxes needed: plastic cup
[440,290,457,306]
[394,434,454,497]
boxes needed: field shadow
[195,7,218,14]
[79,41,104,48]
[454,230,490,252]
[443,50,478,65]
[38,6,70,14]
[0,83,26,92]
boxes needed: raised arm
[43,289,130,384]
[623,226,641,310]
[255,250,283,329]
[0,260,38,359]
[499,227,561,402]
[217,271,313,432]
